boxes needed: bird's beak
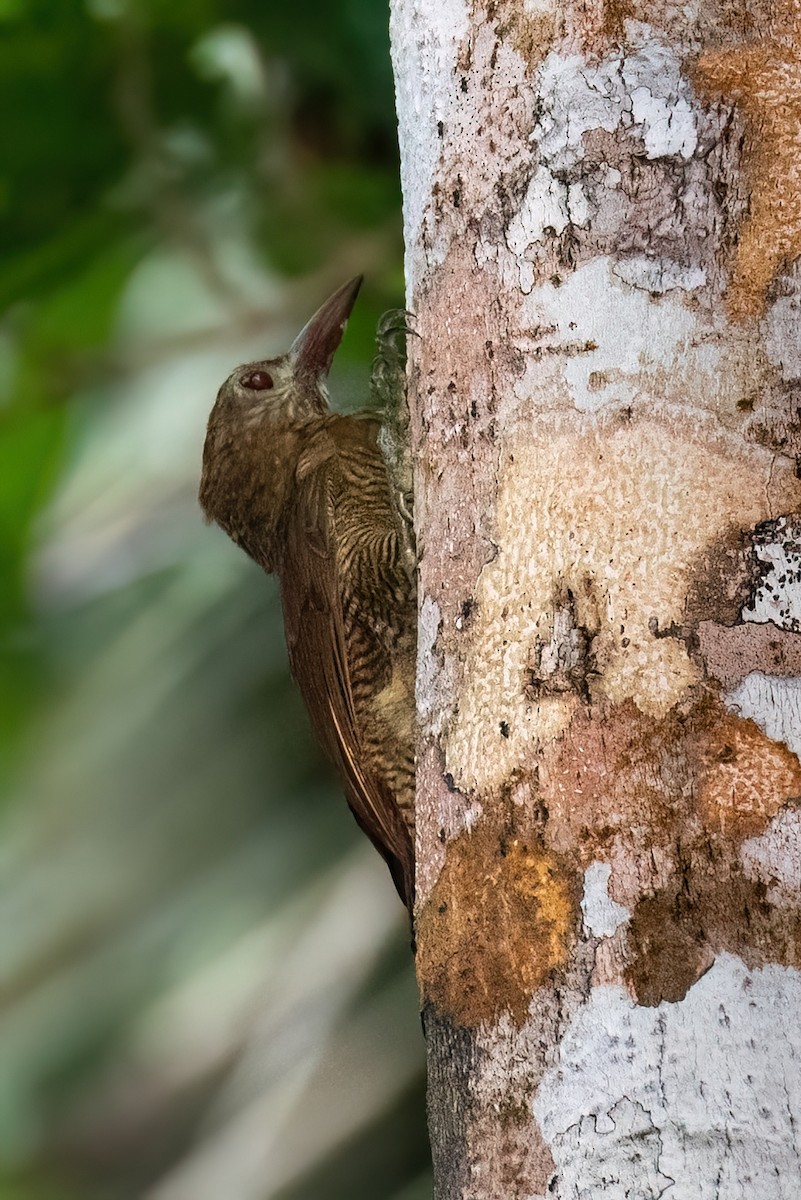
[291,275,363,380]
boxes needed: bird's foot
[371,310,418,414]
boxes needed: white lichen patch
[517,258,697,411]
[623,35,698,160]
[612,256,706,294]
[535,53,625,173]
[726,673,801,759]
[394,10,542,291]
[389,0,470,278]
[505,168,590,294]
[743,522,801,632]
[531,955,801,1199]
[581,862,630,937]
[535,35,697,172]
[506,165,575,256]
[444,418,799,793]
[502,33,699,291]
[512,257,763,415]
[417,594,443,719]
[741,809,801,908]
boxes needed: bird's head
[207,275,362,436]
[199,275,362,556]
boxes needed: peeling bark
[390,0,801,1195]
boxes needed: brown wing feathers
[279,421,415,908]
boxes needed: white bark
[391,1,801,1196]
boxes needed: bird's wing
[278,425,414,908]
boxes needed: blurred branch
[50,853,411,1192]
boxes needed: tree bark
[390,1,801,1196]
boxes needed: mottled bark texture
[390,0,801,1196]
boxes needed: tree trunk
[390,1,801,1196]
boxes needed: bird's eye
[241,370,274,391]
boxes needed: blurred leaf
[0,407,65,772]
[0,409,65,616]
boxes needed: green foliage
[0,2,426,1197]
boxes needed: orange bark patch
[626,864,801,1005]
[697,712,801,838]
[537,696,801,1003]
[693,5,801,319]
[416,822,579,1027]
[542,698,801,861]
[683,524,758,628]
[540,702,688,885]
[571,0,634,55]
[624,888,716,1005]
[494,0,556,67]
[577,0,770,58]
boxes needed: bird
[199,277,416,910]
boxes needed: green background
[0,2,429,1196]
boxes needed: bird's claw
[375,309,420,344]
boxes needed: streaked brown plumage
[199,278,416,908]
